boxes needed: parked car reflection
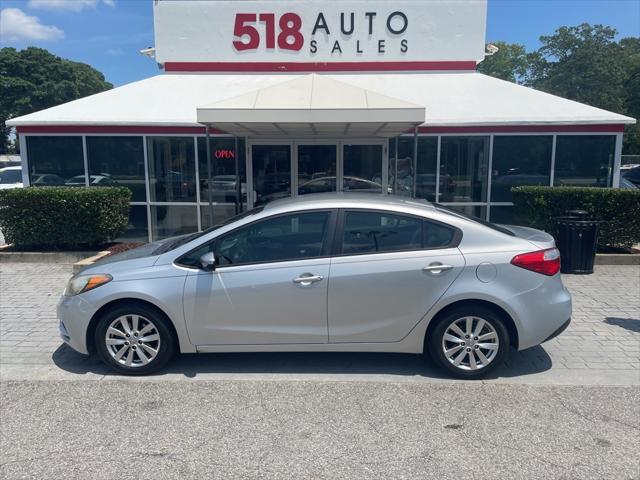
[65,174,117,186]
[31,173,66,186]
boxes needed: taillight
[511,248,561,276]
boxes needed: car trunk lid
[499,225,556,250]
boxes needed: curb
[0,250,99,264]
[595,253,640,265]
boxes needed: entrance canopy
[196,74,425,137]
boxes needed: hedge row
[0,187,131,249]
[512,186,640,249]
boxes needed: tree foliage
[0,47,113,153]
[477,41,528,83]
[480,24,640,154]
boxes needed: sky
[1,0,639,87]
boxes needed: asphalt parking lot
[1,262,639,479]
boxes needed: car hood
[77,235,187,274]
[499,224,556,250]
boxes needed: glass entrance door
[251,144,292,206]
[297,144,338,195]
[342,143,385,193]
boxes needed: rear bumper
[542,317,571,343]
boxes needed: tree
[0,47,113,153]
[527,24,627,115]
[619,37,640,154]
[477,41,528,83]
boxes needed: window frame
[332,208,462,258]
[176,208,338,269]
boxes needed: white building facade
[8,0,635,241]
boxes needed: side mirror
[199,252,216,271]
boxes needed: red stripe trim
[418,124,626,134]
[164,61,477,73]
[16,124,626,135]
[16,125,225,134]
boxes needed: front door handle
[422,263,454,274]
[293,274,324,286]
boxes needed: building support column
[205,125,214,222]
[612,132,623,188]
[234,136,240,214]
[412,126,418,197]
[18,134,29,187]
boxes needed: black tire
[94,303,176,375]
[427,306,510,379]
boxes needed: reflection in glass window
[491,136,552,202]
[389,137,437,199]
[297,145,337,195]
[26,136,84,185]
[150,205,198,240]
[215,211,330,265]
[440,137,490,202]
[252,144,291,206]
[342,211,422,254]
[200,204,240,230]
[554,136,615,187]
[115,205,148,242]
[443,205,488,221]
[86,136,146,201]
[197,137,246,208]
[147,137,196,202]
[343,144,383,193]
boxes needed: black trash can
[554,210,600,274]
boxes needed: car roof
[262,193,436,213]
[0,166,21,172]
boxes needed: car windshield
[0,170,22,184]
[435,204,515,236]
[152,206,265,255]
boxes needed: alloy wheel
[105,314,161,367]
[441,316,499,371]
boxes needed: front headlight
[64,274,112,296]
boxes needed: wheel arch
[86,298,179,354]
[423,299,519,351]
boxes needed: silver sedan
[58,194,571,379]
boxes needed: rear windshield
[435,205,515,237]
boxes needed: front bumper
[57,294,96,355]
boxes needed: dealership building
[7,0,635,242]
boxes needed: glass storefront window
[440,137,490,203]
[251,144,291,205]
[491,136,552,202]
[147,137,196,202]
[197,137,247,208]
[150,205,198,240]
[115,205,148,242]
[86,136,146,201]
[554,135,615,187]
[343,144,383,193]
[200,204,240,230]
[443,204,487,221]
[389,137,437,199]
[297,144,337,195]
[26,136,84,186]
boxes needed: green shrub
[0,187,131,249]
[512,186,640,249]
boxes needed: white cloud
[106,47,123,55]
[0,8,65,42]
[27,0,115,12]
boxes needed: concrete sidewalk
[1,263,638,385]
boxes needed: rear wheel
[94,304,176,375]
[428,306,509,379]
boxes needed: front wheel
[428,306,509,379]
[94,304,176,375]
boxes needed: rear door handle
[293,274,324,285]
[422,264,454,274]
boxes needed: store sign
[214,149,235,159]
[154,0,487,67]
